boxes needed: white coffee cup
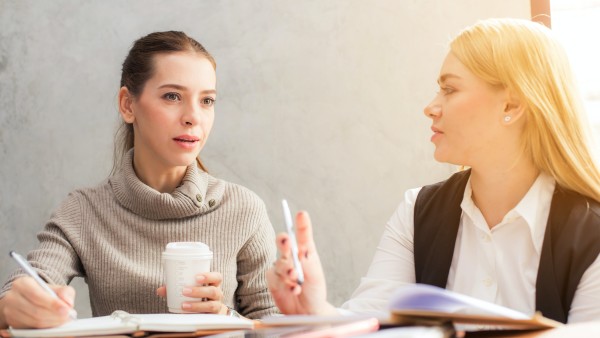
[162,242,213,313]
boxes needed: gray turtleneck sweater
[1,150,278,319]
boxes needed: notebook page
[136,313,253,332]
[9,315,135,338]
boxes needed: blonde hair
[450,18,600,203]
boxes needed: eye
[202,97,216,106]
[437,86,455,95]
[163,92,181,102]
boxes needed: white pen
[9,251,78,320]
[281,199,305,285]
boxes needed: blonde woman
[267,18,600,324]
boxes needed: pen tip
[9,251,14,257]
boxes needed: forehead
[149,52,216,89]
[438,52,473,81]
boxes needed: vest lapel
[537,186,600,323]
[535,190,565,322]
[414,169,470,287]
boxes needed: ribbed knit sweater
[0,150,278,319]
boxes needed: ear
[502,91,525,125]
[118,86,136,124]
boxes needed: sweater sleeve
[0,193,84,298]
[234,201,279,319]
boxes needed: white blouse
[341,173,600,323]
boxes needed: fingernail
[182,303,191,310]
[182,288,192,295]
[196,275,205,282]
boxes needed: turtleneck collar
[109,149,224,220]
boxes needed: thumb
[156,286,167,297]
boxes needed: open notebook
[389,284,563,330]
[6,310,254,337]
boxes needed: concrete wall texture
[0,0,529,317]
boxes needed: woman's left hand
[156,272,228,315]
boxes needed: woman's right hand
[0,276,76,329]
[266,211,337,315]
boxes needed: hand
[156,272,228,315]
[0,276,76,329]
[266,211,337,315]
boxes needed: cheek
[452,96,495,131]
[136,101,167,123]
[204,111,215,132]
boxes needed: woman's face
[129,52,216,169]
[423,52,509,167]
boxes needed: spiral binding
[110,310,141,326]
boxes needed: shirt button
[196,194,203,203]
[208,199,216,207]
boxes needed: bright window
[551,0,600,136]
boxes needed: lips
[173,134,201,150]
[173,135,200,142]
[430,126,443,143]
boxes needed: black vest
[413,169,600,323]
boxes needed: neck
[469,157,539,229]
[132,152,188,193]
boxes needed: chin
[433,151,462,166]
[432,150,446,163]
[171,155,199,167]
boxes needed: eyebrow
[437,73,462,85]
[157,84,217,95]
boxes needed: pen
[9,251,78,320]
[281,199,305,285]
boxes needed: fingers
[181,273,225,314]
[268,239,302,294]
[182,285,223,301]
[156,286,166,297]
[4,277,71,328]
[54,285,76,308]
[16,278,69,314]
[2,300,64,329]
[296,211,317,252]
[266,268,301,308]
[294,211,320,265]
[159,272,226,314]
[195,272,222,287]
[276,233,292,259]
[181,300,226,314]
[179,272,224,311]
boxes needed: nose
[424,98,441,119]
[182,101,202,127]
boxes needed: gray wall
[0,0,529,317]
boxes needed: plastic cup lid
[163,242,213,256]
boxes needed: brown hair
[112,31,216,175]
